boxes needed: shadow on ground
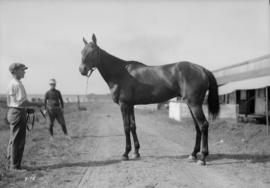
[143,154,189,160]
[207,153,270,163]
[71,134,123,139]
[23,159,121,171]
[144,153,270,164]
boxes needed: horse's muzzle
[79,65,88,76]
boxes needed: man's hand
[43,109,48,116]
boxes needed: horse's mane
[100,48,147,68]
[126,61,146,66]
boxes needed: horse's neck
[98,49,126,85]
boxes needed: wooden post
[77,95,80,109]
[266,87,269,136]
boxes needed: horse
[79,34,220,165]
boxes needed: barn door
[237,90,255,115]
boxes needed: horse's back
[125,62,180,89]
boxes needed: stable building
[216,54,270,123]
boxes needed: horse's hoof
[196,160,206,166]
[131,153,141,160]
[187,155,197,162]
[121,155,129,161]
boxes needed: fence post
[266,87,269,136]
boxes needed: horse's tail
[206,70,220,120]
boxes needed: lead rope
[85,68,95,96]
[85,76,90,96]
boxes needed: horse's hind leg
[120,103,132,160]
[189,104,209,165]
[130,106,140,159]
[187,105,201,161]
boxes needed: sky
[0,0,269,95]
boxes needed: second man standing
[44,79,71,141]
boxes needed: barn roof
[213,54,270,95]
[219,75,270,95]
[213,54,270,86]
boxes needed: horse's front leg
[120,103,132,160]
[130,106,140,159]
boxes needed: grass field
[0,96,8,180]
[0,96,8,131]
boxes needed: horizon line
[0,93,111,96]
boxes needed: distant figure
[7,63,42,172]
[44,79,71,141]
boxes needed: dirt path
[1,100,270,188]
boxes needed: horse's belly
[125,86,178,105]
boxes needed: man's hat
[9,63,28,73]
[49,78,56,85]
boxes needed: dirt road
[1,99,270,188]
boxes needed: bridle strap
[85,47,101,95]
[86,46,100,77]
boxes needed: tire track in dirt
[76,113,123,187]
[77,103,124,188]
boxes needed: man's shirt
[7,78,27,108]
[44,88,64,109]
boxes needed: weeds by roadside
[0,143,9,181]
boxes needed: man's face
[50,83,56,89]
[14,68,26,79]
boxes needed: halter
[84,45,101,77]
[85,46,101,95]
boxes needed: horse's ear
[92,34,97,45]
[83,37,88,46]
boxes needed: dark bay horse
[79,34,220,165]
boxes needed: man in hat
[7,62,43,171]
[44,79,70,140]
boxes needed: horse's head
[79,34,99,76]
